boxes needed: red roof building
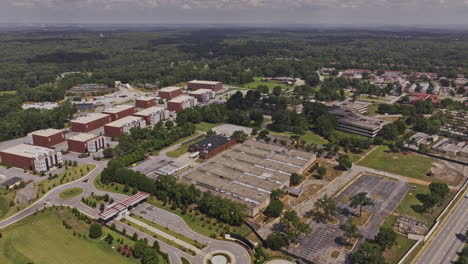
[102,105,136,121]
[67,133,106,153]
[135,97,157,109]
[158,86,183,100]
[26,129,65,148]
[70,113,112,133]
[98,192,149,222]
[410,93,440,104]
[187,80,223,91]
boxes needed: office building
[70,113,112,133]
[0,144,63,172]
[26,129,65,148]
[104,116,146,137]
[68,133,107,153]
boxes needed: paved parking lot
[287,174,411,263]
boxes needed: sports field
[357,146,433,180]
[0,209,142,264]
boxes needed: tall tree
[349,192,374,217]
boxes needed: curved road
[0,159,251,264]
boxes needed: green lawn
[357,146,433,180]
[194,122,223,132]
[270,130,327,144]
[166,136,206,158]
[59,187,83,199]
[0,208,141,264]
[394,183,454,226]
[367,104,380,116]
[240,77,291,90]
[358,95,391,103]
[0,90,17,96]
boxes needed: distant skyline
[1,0,468,26]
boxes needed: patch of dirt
[429,160,465,186]
[15,184,38,204]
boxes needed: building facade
[187,80,223,91]
[135,97,157,109]
[104,116,146,137]
[68,133,106,153]
[158,86,183,100]
[133,106,169,126]
[330,107,389,138]
[71,113,112,133]
[188,89,215,103]
[0,144,63,172]
[167,95,198,112]
[102,105,136,121]
[26,129,65,148]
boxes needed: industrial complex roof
[168,95,195,103]
[1,143,56,158]
[188,88,213,95]
[98,192,149,220]
[68,133,99,142]
[189,80,221,85]
[159,86,183,92]
[72,113,110,124]
[29,128,63,137]
[136,97,157,102]
[102,105,134,114]
[190,135,233,154]
[134,106,166,117]
[105,116,143,128]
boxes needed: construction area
[179,139,316,217]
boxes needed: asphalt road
[415,191,468,264]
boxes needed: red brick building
[135,97,157,109]
[187,80,223,92]
[0,144,63,172]
[104,116,146,137]
[68,133,106,153]
[158,86,183,100]
[102,105,136,121]
[26,129,65,148]
[70,113,112,133]
[189,135,237,159]
[188,89,215,103]
[167,95,198,112]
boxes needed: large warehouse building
[26,128,65,148]
[70,113,112,133]
[68,133,106,153]
[104,116,146,137]
[180,139,316,217]
[189,135,237,159]
[158,86,183,100]
[167,95,198,112]
[133,106,169,126]
[135,97,157,109]
[102,105,136,121]
[0,144,63,172]
[188,89,215,103]
[187,80,223,92]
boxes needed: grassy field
[0,208,143,264]
[166,136,206,158]
[94,174,252,239]
[0,90,17,96]
[394,183,454,226]
[194,122,223,132]
[241,77,291,90]
[367,104,380,116]
[59,187,83,199]
[270,130,327,144]
[357,146,433,180]
[358,95,391,103]
[382,215,417,264]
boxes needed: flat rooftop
[191,135,232,153]
[189,89,213,95]
[330,107,389,130]
[1,143,55,158]
[68,133,99,142]
[134,106,167,117]
[189,80,221,85]
[136,97,157,102]
[29,128,63,137]
[159,86,182,92]
[102,105,134,114]
[105,116,143,128]
[72,113,110,124]
[168,95,195,103]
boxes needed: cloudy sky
[1,0,468,25]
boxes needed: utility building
[188,89,215,103]
[133,106,169,126]
[135,97,157,109]
[158,86,183,100]
[104,116,146,137]
[0,144,63,172]
[167,95,198,112]
[26,129,65,148]
[98,192,149,222]
[70,113,112,133]
[187,80,223,91]
[68,133,106,153]
[102,105,136,121]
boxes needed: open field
[270,130,327,144]
[240,77,291,90]
[166,136,206,158]
[59,187,83,199]
[0,91,17,96]
[357,146,433,180]
[367,104,380,116]
[194,122,223,132]
[358,95,391,103]
[394,183,454,226]
[0,208,142,264]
